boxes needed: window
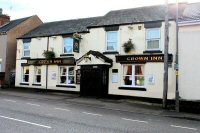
[34,66,41,84]
[122,65,144,87]
[59,66,75,85]
[106,31,118,51]
[146,28,160,50]
[23,42,30,57]
[22,66,29,83]
[64,38,73,53]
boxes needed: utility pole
[175,0,180,112]
[163,0,169,109]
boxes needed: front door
[80,65,108,97]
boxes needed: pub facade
[15,4,179,99]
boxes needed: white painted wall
[179,24,200,100]
[15,21,177,99]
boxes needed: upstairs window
[23,42,30,57]
[146,28,161,51]
[106,31,118,51]
[64,38,73,54]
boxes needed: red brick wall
[0,15,10,26]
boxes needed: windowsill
[20,82,29,85]
[119,86,146,91]
[21,57,30,59]
[60,53,74,57]
[32,83,41,86]
[143,50,162,54]
[103,51,119,55]
[56,85,76,88]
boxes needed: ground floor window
[34,66,41,84]
[22,66,29,83]
[122,64,144,87]
[59,66,75,85]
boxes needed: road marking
[122,118,148,124]
[171,125,197,131]
[0,115,52,129]
[54,107,70,112]
[82,112,102,116]
[26,103,40,107]
[3,99,16,103]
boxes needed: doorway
[80,65,109,97]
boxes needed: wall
[179,24,200,100]
[0,35,7,72]
[15,21,177,99]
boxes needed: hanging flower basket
[73,32,82,40]
[122,39,135,53]
[42,50,55,59]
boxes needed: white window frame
[63,37,73,54]
[122,64,145,87]
[145,28,161,51]
[34,66,41,84]
[106,31,118,52]
[22,66,29,83]
[59,66,75,85]
[23,42,30,57]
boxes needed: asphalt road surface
[0,93,199,133]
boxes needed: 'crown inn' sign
[27,58,75,65]
[116,54,173,63]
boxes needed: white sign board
[147,74,155,85]
[112,73,118,83]
[51,71,56,80]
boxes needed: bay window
[22,66,29,83]
[63,38,73,54]
[34,66,41,84]
[106,31,118,51]
[146,28,160,50]
[122,65,144,87]
[59,66,75,85]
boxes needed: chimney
[0,8,10,26]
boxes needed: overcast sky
[0,0,199,22]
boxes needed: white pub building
[15,3,200,101]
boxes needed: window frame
[23,42,30,57]
[145,28,161,51]
[34,66,41,84]
[59,66,75,86]
[122,64,145,88]
[22,66,29,83]
[63,37,74,54]
[106,31,118,52]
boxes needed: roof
[179,2,200,23]
[91,4,181,27]
[76,50,113,66]
[0,16,32,33]
[20,4,187,39]
[22,16,103,38]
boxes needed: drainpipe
[175,0,180,112]
[45,37,50,92]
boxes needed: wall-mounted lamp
[138,25,142,30]
[128,26,133,30]
[84,55,91,62]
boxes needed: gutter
[178,20,200,26]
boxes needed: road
[0,92,199,133]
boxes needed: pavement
[0,87,200,122]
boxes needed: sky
[0,0,200,22]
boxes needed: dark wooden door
[80,66,108,97]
